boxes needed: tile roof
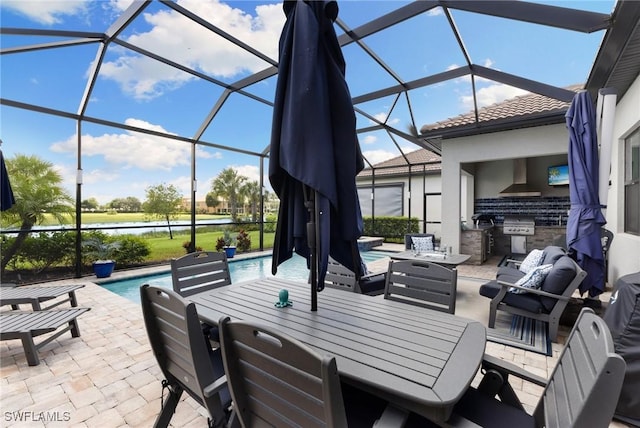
[361,84,584,178]
[358,148,441,178]
[420,84,583,133]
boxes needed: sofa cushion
[479,281,546,314]
[496,267,525,284]
[541,246,566,265]
[509,264,553,294]
[411,236,434,253]
[359,274,386,295]
[540,256,577,312]
[518,249,545,274]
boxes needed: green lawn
[40,212,228,225]
[146,230,275,261]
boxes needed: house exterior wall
[442,77,640,284]
[442,123,571,254]
[606,74,640,280]
[357,173,444,238]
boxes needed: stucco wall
[441,123,572,253]
[607,74,640,280]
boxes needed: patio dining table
[189,277,486,423]
[391,251,471,267]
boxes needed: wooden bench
[1,308,90,366]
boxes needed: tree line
[0,155,273,273]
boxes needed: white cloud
[361,135,377,145]
[233,164,261,183]
[1,0,89,25]
[427,7,443,17]
[99,0,285,100]
[362,149,397,165]
[460,84,528,110]
[370,112,400,126]
[50,118,213,171]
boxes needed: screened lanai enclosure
[0,0,624,280]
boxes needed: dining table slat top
[390,251,471,266]
[189,277,486,423]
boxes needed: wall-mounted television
[548,164,569,186]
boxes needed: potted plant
[82,236,121,278]
[215,229,236,258]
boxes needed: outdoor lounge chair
[140,284,233,428]
[479,254,586,342]
[448,308,626,428]
[0,308,90,366]
[171,251,231,297]
[324,257,386,296]
[0,284,84,311]
[384,260,458,314]
[217,316,408,428]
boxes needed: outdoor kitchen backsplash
[474,196,571,226]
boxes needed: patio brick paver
[0,251,631,427]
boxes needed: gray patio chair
[448,308,626,428]
[171,251,231,297]
[0,307,90,366]
[140,284,233,428]
[384,260,458,314]
[218,316,407,428]
[324,257,386,296]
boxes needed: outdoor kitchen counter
[461,226,494,265]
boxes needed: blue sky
[0,0,614,205]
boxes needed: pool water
[100,251,393,304]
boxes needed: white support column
[596,88,617,218]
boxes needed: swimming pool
[100,251,393,304]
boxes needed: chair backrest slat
[536,308,626,428]
[171,251,231,297]
[140,285,229,425]
[219,317,348,428]
[384,260,457,314]
[324,258,359,292]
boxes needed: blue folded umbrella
[269,0,365,302]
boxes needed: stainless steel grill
[503,216,535,236]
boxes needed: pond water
[20,219,233,236]
[100,250,393,304]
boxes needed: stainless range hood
[499,158,542,197]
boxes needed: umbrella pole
[305,186,318,311]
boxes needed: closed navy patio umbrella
[1,148,16,212]
[565,91,606,297]
[269,0,365,310]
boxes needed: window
[625,128,640,235]
[357,184,404,217]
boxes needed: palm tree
[242,181,262,222]
[211,168,247,223]
[1,154,74,273]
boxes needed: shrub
[263,213,277,233]
[215,229,236,252]
[113,236,150,265]
[362,216,419,242]
[236,229,251,252]
[182,241,203,253]
[17,232,75,273]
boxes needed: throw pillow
[509,264,553,294]
[411,236,434,253]
[518,249,545,274]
